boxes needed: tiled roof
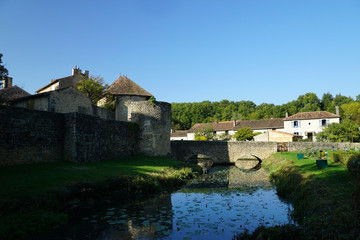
[0,86,31,104]
[189,121,236,132]
[233,118,284,131]
[105,76,152,97]
[284,111,340,120]
[171,130,188,137]
[188,118,285,133]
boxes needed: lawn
[0,156,193,201]
[256,151,360,239]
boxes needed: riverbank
[235,152,360,240]
[0,156,201,240]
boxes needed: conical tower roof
[105,76,152,97]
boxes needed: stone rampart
[0,105,137,165]
[0,105,65,165]
[129,101,171,157]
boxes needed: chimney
[83,70,89,78]
[285,111,289,118]
[1,76,13,89]
[72,65,81,75]
[233,120,236,126]
[335,106,340,115]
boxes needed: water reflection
[42,166,293,240]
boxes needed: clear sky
[1,0,360,105]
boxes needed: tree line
[172,92,360,131]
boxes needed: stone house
[11,87,114,120]
[283,110,340,141]
[0,77,30,105]
[98,75,153,122]
[36,66,89,94]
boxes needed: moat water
[42,166,294,239]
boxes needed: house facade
[176,109,341,142]
[283,111,340,141]
[185,118,285,141]
[36,66,89,94]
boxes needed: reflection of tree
[106,194,173,239]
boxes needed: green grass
[254,152,360,239]
[0,156,195,201]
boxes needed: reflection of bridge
[171,141,278,163]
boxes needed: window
[319,119,329,127]
[294,132,299,135]
[292,120,300,128]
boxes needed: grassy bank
[0,156,201,239]
[235,152,360,240]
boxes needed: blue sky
[1,0,360,105]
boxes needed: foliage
[233,127,259,141]
[341,101,360,125]
[102,95,116,112]
[0,53,9,77]
[194,126,214,141]
[213,133,232,141]
[331,151,360,177]
[171,92,358,131]
[77,75,108,103]
[317,120,360,142]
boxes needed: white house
[184,118,285,141]
[283,111,340,141]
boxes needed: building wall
[268,131,294,142]
[115,95,147,121]
[0,105,65,165]
[128,101,171,157]
[39,81,60,93]
[12,88,115,120]
[0,105,137,166]
[284,118,340,139]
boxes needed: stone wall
[0,105,65,165]
[0,105,137,166]
[288,142,360,152]
[129,101,171,157]
[171,141,278,163]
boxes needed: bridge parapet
[171,141,277,163]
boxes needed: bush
[331,151,360,177]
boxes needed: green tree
[0,53,9,77]
[194,126,214,141]
[317,120,360,142]
[234,127,259,141]
[321,92,334,111]
[77,75,108,103]
[341,102,360,124]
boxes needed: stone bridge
[171,141,278,164]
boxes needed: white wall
[284,118,340,140]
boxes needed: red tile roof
[233,118,284,131]
[171,130,188,138]
[189,121,236,132]
[105,76,152,97]
[188,118,285,132]
[0,86,31,104]
[284,111,340,120]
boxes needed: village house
[35,66,88,94]
[0,77,30,105]
[172,108,341,142]
[283,109,340,141]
